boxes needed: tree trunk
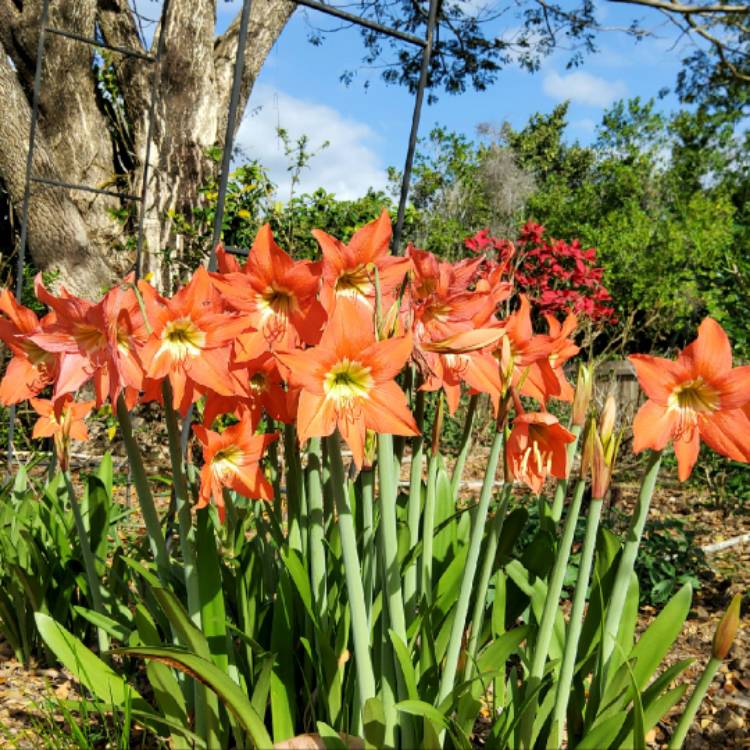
[0,0,294,298]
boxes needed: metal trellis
[9,0,440,462]
[6,0,170,461]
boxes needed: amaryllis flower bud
[581,399,622,500]
[571,363,593,427]
[712,594,742,660]
[599,394,617,445]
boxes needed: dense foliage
[400,100,750,357]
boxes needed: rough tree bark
[0,0,295,297]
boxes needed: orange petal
[628,355,685,404]
[699,410,750,463]
[364,334,413,382]
[275,350,328,394]
[422,327,505,354]
[361,381,419,437]
[715,365,750,410]
[338,414,367,469]
[674,430,700,482]
[462,353,502,399]
[0,358,44,404]
[296,390,337,443]
[186,347,236,396]
[631,400,677,453]
[321,298,375,357]
[348,208,392,262]
[679,317,733,379]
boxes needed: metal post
[181,0,254,455]
[208,0,254,272]
[7,0,51,464]
[392,0,440,256]
[134,0,171,281]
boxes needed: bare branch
[214,0,295,139]
[609,0,750,15]
[684,13,750,79]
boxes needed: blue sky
[218,1,693,198]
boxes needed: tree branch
[609,0,749,15]
[214,0,296,140]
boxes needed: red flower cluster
[465,222,616,323]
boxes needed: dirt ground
[0,442,748,748]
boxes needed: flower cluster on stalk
[3,209,750,513]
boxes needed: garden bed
[0,455,747,749]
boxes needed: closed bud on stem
[712,594,742,660]
[580,417,596,481]
[380,298,402,340]
[572,363,594,427]
[599,394,616,446]
[363,429,377,469]
[581,400,622,500]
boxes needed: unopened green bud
[599,394,616,446]
[580,417,596,480]
[572,363,594,427]
[712,594,742,660]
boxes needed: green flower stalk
[306,438,328,628]
[421,395,444,602]
[551,398,622,742]
[163,381,201,626]
[450,393,479,499]
[520,478,586,749]
[668,594,742,749]
[116,394,171,584]
[325,432,376,710]
[377,433,408,644]
[437,426,504,705]
[405,389,425,620]
[284,423,304,554]
[63,470,110,659]
[359,467,376,622]
[463,486,511,681]
[550,363,592,523]
[600,449,662,676]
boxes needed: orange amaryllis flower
[405,246,506,414]
[0,289,58,405]
[30,395,94,471]
[211,225,326,359]
[202,353,297,426]
[506,411,575,494]
[492,296,560,405]
[193,415,277,521]
[276,298,418,467]
[138,268,250,414]
[543,312,580,401]
[30,276,148,407]
[629,317,750,481]
[314,209,411,313]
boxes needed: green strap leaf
[34,613,152,715]
[116,645,273,749]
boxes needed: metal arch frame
[6,0,169,460]
[9,0,441,460]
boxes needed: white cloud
[570,118,596,137]
[542,70,627,107]
[235,85,387,200]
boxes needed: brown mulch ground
[0,441,748,748]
